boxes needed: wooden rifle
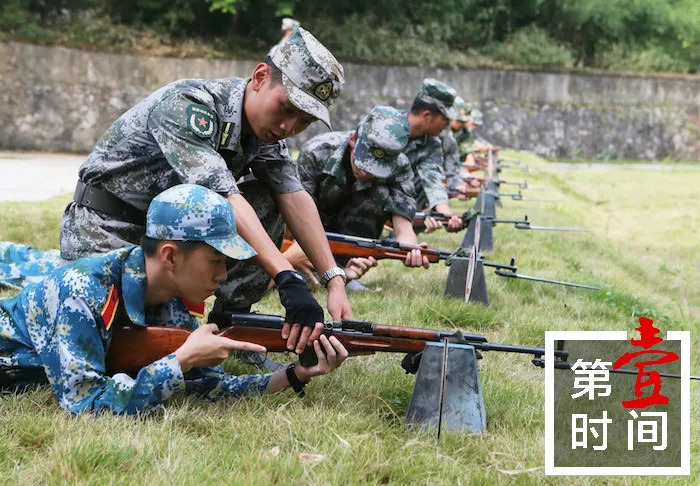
[105,312,569,373]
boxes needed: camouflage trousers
[213,180,285,313]
[321,186,395,265]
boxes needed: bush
[478,25,574,69]
[596,43,694,73]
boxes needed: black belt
[73,181,146,226]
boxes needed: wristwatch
[319,266,347,288]
[286,363,309,397]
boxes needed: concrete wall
[2,41,698,160]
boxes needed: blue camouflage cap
[353,105,410,180]
[146,184,257,260]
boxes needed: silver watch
[320,266,347,287]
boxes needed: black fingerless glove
[275,270,324,327]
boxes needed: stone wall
[1,41,698,160]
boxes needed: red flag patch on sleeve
[184,299,206,318]
[101,285,120,330]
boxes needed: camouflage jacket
[401,112,448,210]
[60,77,302,260]
[0,246,270,414]
[297,131,417,223]
[0,242,63,290]
[453,126,475,159]
[440,128,463,193]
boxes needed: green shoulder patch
[187,104,216,139]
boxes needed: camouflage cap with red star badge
[269,27,345,130]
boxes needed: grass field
[0,152,698,484]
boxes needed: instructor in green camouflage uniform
[59,28,352,354]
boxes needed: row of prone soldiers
[0,25,498,414]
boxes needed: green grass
[1,152,698,484]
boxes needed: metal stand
[486,180,501,208]
[462,216,493,252]
[444,254,489,306]
[405,342,487,435]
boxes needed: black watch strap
[286,363,308,397]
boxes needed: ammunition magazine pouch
[73,180,146,226]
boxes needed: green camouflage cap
[281,18,300,31]
[269,27,345,130]
[468,108,483,126]
[453,96,469,122]
[353,105,410,180]
[415,78,458,120]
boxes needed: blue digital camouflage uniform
[439,128,463,193]
[298,132,416,239]
[0,242,63,290]
[0,246,270,414]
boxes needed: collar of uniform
[211,77,247,152]
[321,135,373,192]
[121,246,149,326]
[322,133,352,185]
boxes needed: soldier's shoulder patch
[101,285,120,331]
[187,103,216,139]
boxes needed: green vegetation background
[1,0,699,74]
[0,152,698,484]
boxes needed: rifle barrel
[532,359,700,381]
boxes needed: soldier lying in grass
[0,185,347,414]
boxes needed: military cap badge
[313,81,333,102]
[372,148,386,159]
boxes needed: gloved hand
[275,270,324,328]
